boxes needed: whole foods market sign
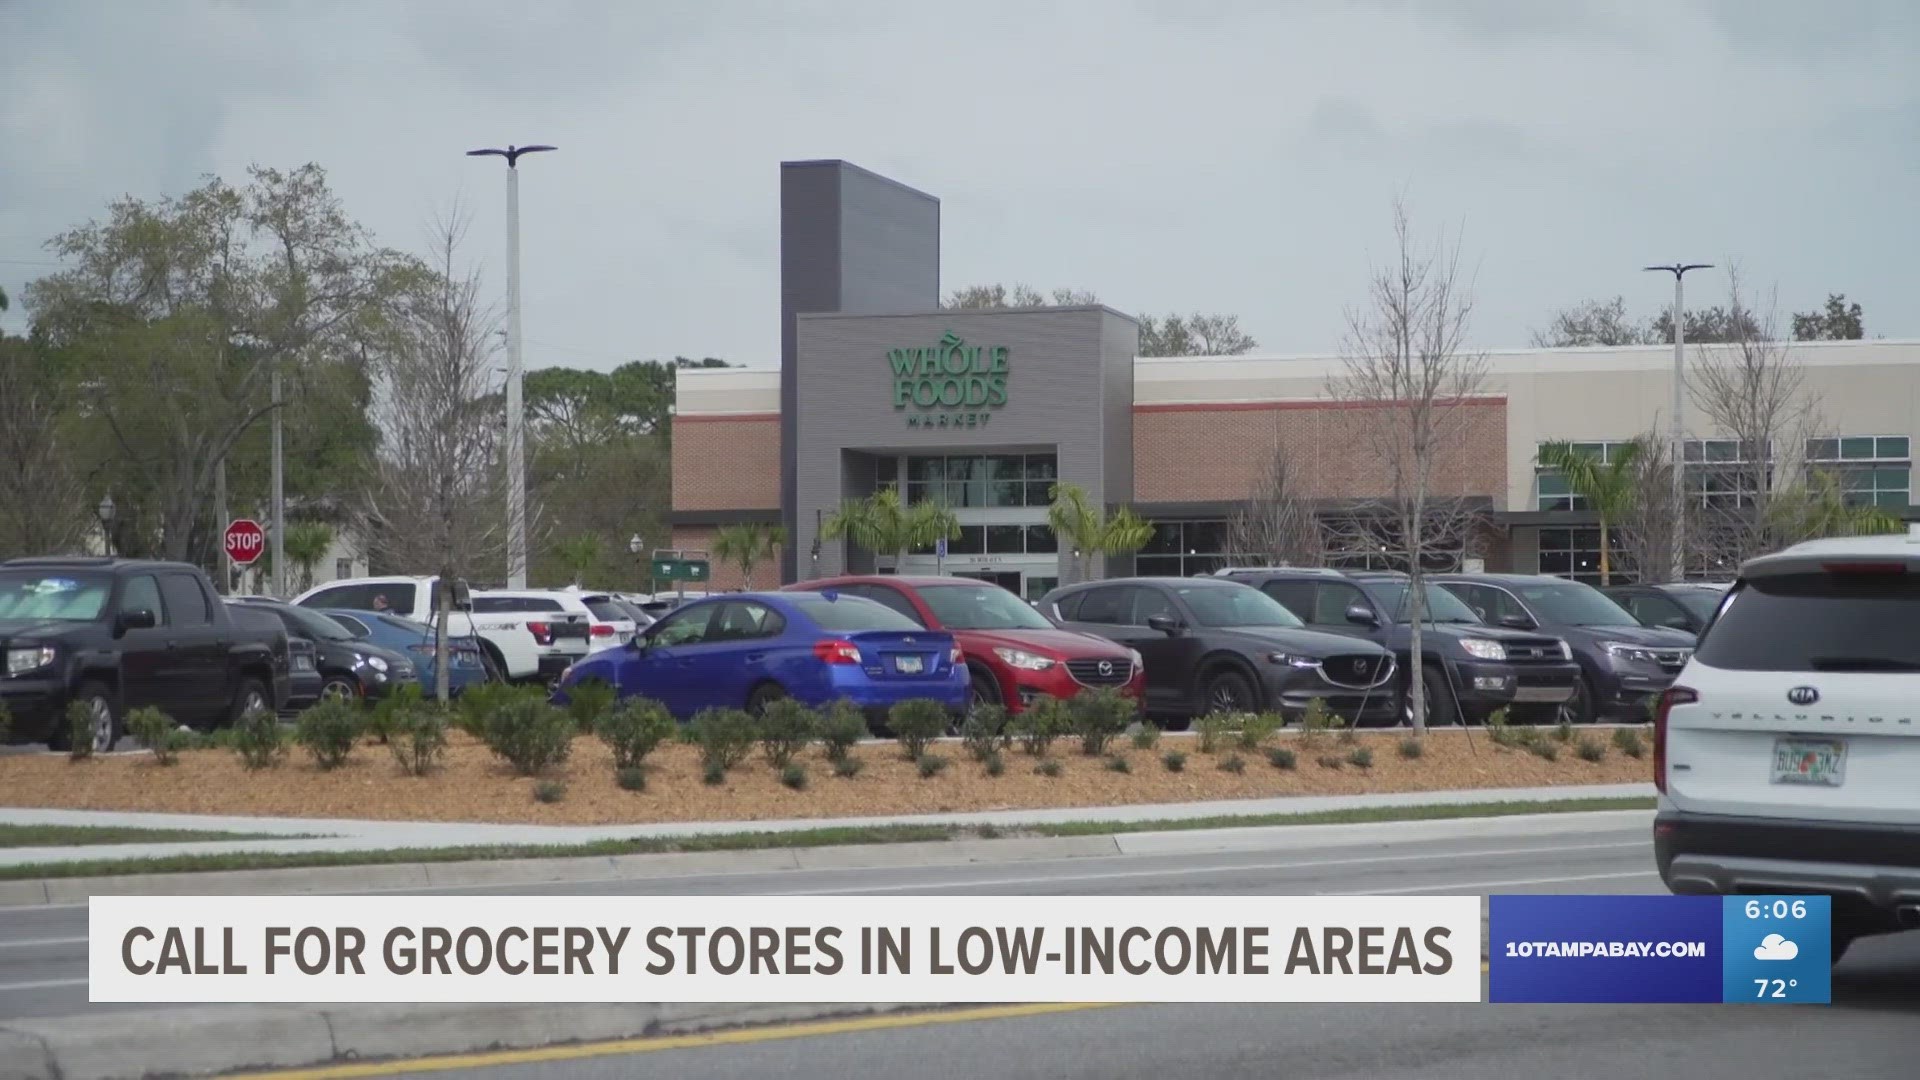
[890,331,1008,429]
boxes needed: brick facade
[1131,399,1508,505]
[671,415,781,512]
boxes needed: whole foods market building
[669,160,1920,593]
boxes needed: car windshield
[790,594,923,632]
[1368,582,1481,623]
[1694,572,1920,672]
[0,571,111,622]
[1514,583,1639,627]
[283,605,357,641]
[918,585,1054,630]
[1672,589,1725,622]
[582,597,628,622]
[1176,585,1305,628]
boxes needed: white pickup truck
[292,576,589,685]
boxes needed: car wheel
[1403,665,1458,727]
[746,682,787,716]
[1200,666,1257,716]
[230,680,271,725]
[319,676,360,704]
[1556,674,1596,725]
[53,682,121,753]
[967,664,1003,717]
[478,646,507,684]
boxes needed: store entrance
[952,570,1022,594]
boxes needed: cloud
[1754,934,1800,961]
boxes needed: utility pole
[270,366,285,598]
[1644,263,1712,582]
[467,143,557,590]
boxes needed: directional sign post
[224,518,266,569]
[935,535,947,575]
[651,550,712,604]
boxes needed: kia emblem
[1787,686,1819,706]
[1098,660,1113,676]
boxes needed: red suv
[785,576,1144,713]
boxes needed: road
[1,813,1914,1077]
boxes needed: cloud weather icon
[1754,934,1800,961]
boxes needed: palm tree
[282,522,335,594]
[1771,470,1902,545]
[1536,440,1644,586]
[821,487,959,571]
[712,523,787,588]
[554,534,603,587]
[1046,482,1156,584]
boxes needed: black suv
[1432,573,1694,723]
[1219,568,1581,725]
[1038,577,1399,728]
[1598,582,1729,635]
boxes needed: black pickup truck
[0,558,281,752]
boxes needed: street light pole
[270,366,285,598]
[1644,262,1712,582]
[467,143,557,590]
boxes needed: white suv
[1655,532,1920,962]
[292,577,584,685]
[466,591,596,683]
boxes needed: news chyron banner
[90,895,1480,1004]
[1489,894,1832,1004]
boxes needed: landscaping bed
[0,725,1652,827]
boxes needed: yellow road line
[230,1002,1123,1079]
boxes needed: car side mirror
[116,608,156,632]
[1497,613,1535,630]
[1345,604,1378,626]
[1146,614,1184,637]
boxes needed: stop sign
[224,519,266,566]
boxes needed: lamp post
[1644,262,1713,582]
[96,493,115,557]
[467,143,557,590]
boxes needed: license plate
[894,654,924,674]
[1772,739,1846,787]
[1512,684,1573,703]
[293,657,314,671]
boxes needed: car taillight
[813,639,862,665]
[591,624,616,638]
[1821,561,1907,575]
[949,644,964,664]
[1653,685,1696,794]
[527,621,555,646]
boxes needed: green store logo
[889,331,1009,429]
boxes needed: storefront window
[1024,454,1057,507]
[986,525,1025,554]
[1805,435,1911,509]
[1536,527,1627,585]
[1024,524,1057,553]
[1133,520,1228,577]
[905,453,1059,508]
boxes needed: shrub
[1575,735,1606,763]
[294,699,363,770]
[1611,727,1646,759]
[1196,711,1239,753]
[455,681,538,739]
[916,753,949,779]
[388,707,447,777]
[1103,753,1131,774]
[1034,758,1063,778]
[1069,687,1136,757]
[596,697,676,771]
[1238,712,1283,751]
[1298,699,1335,748]
[532,779,567,804]
[1218,753,1246,774]
[780,762,809,790]
[1528,740,1560,762]
[1012,696,1067,756]
[1315,753,1345,770]
[687,708,757,774]
[960,704,1012,762]
[366,683,424,744]
[1554,719,1575,744]
[206,726,242,751]
[66,699,95,761]
[1267,747,1297,770]
[702,759,727,785]
[479,696,574,776]
[818,699,870,761]
[1334,715,1357,745]
[889,699,950,761]
[126,706,177,765]
[1131,726,1160,751]
[983,751,1005,777]
[1398,736,1425,760]
[1485,707,1525,749]
[0,700,10,744]
[564,681,617,734]
[615,766,648,792]
[230,707,285,771]
[832,756,865,779]
[1346,746,1374,769]
[756,698,818,769]
[1162,749,1187,772]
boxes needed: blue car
[550,590,968,720]
[318,609,491,697]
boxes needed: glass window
[281,604,357,641]
[1880,436,1909,459]
[1176,584,1305,628]
[581,598,628,622]
[1024,454,1058,507]
[790,593,923,632]
[907,456,945,483]
[1141,523,1182,556]
[1313,581,1369,625]
[1023,576,1057,603]
[1134,556,1182,577]
[875,456,899,486]
[1623,592,1687,628]
[1693,573,1920,673]
[835,585,925,626]
[1535,527,1628,585]
[709,601,785,642]
[947,525,985,555]
[648,605,716,646]
[1072,586,1131,625]
[918,584,1054,630]
[1259,579,1316,621]
[1132,520,1230,577]
[0,571,112,622]
[1841,436,1876,460]
[472,596,564,613]
[1127,586,1175,626]
[158,574,211,628]
[1024,525,1057,554]
[1365,581,1481,623]
[1671,588,1727,623]
[1510,582,1637,626]
[326,613,373,638]
[985,525,1025,554]
[984,456,1025,507]
[118,575,163,619]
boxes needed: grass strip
[0,796,1653,882]
[0,824,286,848]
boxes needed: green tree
[1138,313,1258,356]
[1530,296,1658,347]
[553,534,604,587]
[1771,470,1901,545]
[1046,482,1154,584]
[712,523,786,589]
[0,331,88,557]
[821,487,958,571]
[1535,439,1645,586]
[1792,294,1864,341]
[944,284,1097,309]
[282,521,335,593]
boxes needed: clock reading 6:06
[1745,899,1809,920]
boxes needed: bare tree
[1530,296,1657,348]
[1329,201,1489,731]
[1609,432,1680,584]
[1226,443,1323,567]
[357,210,509,701]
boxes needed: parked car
[1600,582,1732,635]
[1218,568,1581,726]
[1654,533,1920,963]
[292,577,587,686]
[318,608,489,697]
[626,591,708,619]
[466,591,595,682]
[1039,576,1399,728]
[559,587,644,651]
[786,575,1143,714]
[550,590,968,723]
[1432,573,1695,723]
[231,597,417,705]
[223,602,296,715]
[0,558,280,750]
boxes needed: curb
[0,1000,929,1080]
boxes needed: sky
[3,0,1918,369]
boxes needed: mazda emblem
[1787,686,1819,706]
[1098,660,1114,676]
